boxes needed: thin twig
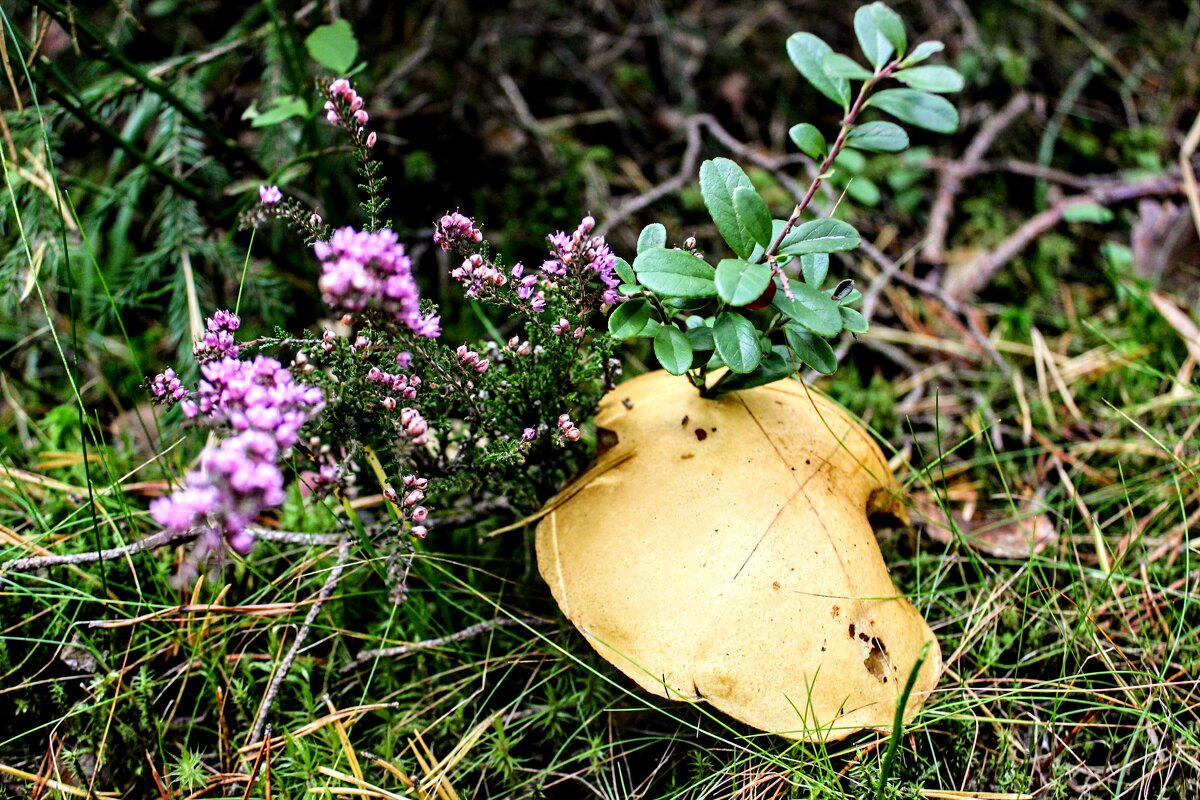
[943,172,1185,301]
[249,540,352,745]
[923,92,1033,265]
[341,616,549,672]
[1,526,346,573]
[1,528,196,572]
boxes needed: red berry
[742,279,777,311]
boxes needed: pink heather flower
[399,407,431,444]
[411,506,428,522]
[410,525,428,539]
[521,427,536,442]
[366,132,377,148]
[433,212,484,254]
[329,78,351,95]
[150,430,287,555]
[314,227,441,337]
[193,309,243,363]
[354,109,369,124]
[259,185,282,205]
[541,216,623,307]
[552,318,570,335]
[190,355,325,450]
[558,413,581,442]
[150,368,189,404]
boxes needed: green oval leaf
[637,223,667,254]
[785,325,838,374]
[305,19,359,74]
[789,123,827,160]
[654,326,694,376]
[894,65,965,93]
[685,324,715,351]
[845,176,881,207]
[607,298,652,339]
[854,2,906,69]
[633,248,718,299]
[778,218,861,256]
[901,40,944,66]
[801,253,829,287]
[249,95,310,128]
[713,312,762,374]
[714,259,772,306]
[732,186,773,249]
[840,306,869,334]
[845,120,910,153]
[868,88,959,134]
[772,283,843,337]
[700,158,758,259]
[614,257,635,285]
[786,32,851,107]
[823,52,874,80]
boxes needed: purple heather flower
[150,368,190,404]
[521,427,536,442]
[191,355,324,450]
[259,185,282,205]
[433,212,483,254]
[150,430,286,555]
[540,216,623,307]
[314,227,440,337]
[194,309,242,362]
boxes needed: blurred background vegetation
[2,0,1200,797]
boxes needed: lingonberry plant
[148,76,618,575]
[609,2,963,397]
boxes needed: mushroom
[536,370,940,740]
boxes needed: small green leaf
[700,158,758,259]
[614,257,636,285]
[840,306,869,334]
[854,2,906,69]
[786,32,851,107]
[607,298,652,339]
[845,120,909,153]
[305,19,359,74]
[636,319,663,339]
[785,325,838,374]
[900,40,944,66]
[845,176,881,207]
[685,325,715,351]
[773,284,843,337]
[894,65,964,93]
[868,89,959,134]
[618,282,640,297]
[633,248,718,298]
[637,223,667,254]
[801,253,829,287]
[713,312,762,374]
[714,259,772,306]
[789,123,827,160]
[712,347,797,394]
[1062,203,1114,224]
[249,95,309,128]
[779,218,861,256]
[732,186,773,248]
[837,287,863,305]
[823,52,874,80]
[654,326,694,376]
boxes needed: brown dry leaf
[536,370,940,741]
[914,494,1057,558]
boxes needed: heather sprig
[152,76,620,570]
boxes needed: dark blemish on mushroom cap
[771,581,780,590]
[681,453,694,460]
[848,623,856,639]
[694,428,707,441]
[859,633,869,642]
[681,415,689,426]
[622,398,634,409]
[831,605,840,618]
[864,636,890,683]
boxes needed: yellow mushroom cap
[536,370,940,740]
